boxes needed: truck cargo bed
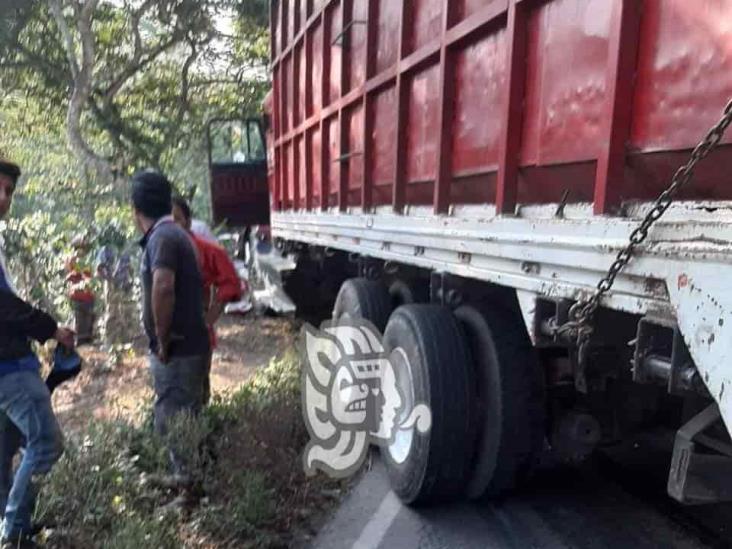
[268,0,732,215]
[267,0,732,503]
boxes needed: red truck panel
[375,0,400,74]
[269,0,732,216]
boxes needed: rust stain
[677,273,689,290]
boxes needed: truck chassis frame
[273,199,732,452]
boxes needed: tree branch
[50,0,113,181]
[47,0,79,79]
[103,0,192,105]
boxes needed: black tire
[332,278,392,332]
[454,302,545,500]
[382,305,476,504]
[388,279,429,308]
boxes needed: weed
[34,349,341,548]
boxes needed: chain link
[557,99,732,356]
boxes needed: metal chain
[557,99,732,357]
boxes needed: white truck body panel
[272,200,732,434]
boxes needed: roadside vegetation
[0,0,270,318]
[36,350,344,548]
[0,4,347,546]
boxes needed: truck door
[207,118,270,228]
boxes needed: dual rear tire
[331,278,545,504]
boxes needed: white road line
[351,491,402,549]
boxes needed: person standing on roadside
[0,158,74,549]
[130,171,210,494]
[64,236,95,344]
[171,196,242,404]
[95,244,136,350]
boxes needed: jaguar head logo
[301,319,431,478]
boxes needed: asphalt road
[311,441,732,549]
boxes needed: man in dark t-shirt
[130,170,210,491]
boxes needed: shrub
[36,349,339,548]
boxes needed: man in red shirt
[171,197,243,403]
[64,237,95,344]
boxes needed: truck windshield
[209,120,265,164]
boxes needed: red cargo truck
[263,0,732,505]
[207,118,270,228]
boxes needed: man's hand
[204,294,225,329]
[54,327,76,349]
[157,339,170,364]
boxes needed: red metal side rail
[270,0,646,217]
[496,0,529,215]
[594,0,642,215]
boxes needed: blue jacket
[0,261,56,373]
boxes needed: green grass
[35,350,340,548]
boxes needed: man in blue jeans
[130,171,210,503]
[0,158,75,548]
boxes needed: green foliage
[195,470,277,541]
[0,0,270,311]
[35,351,329,548]
[100,514,179,549]
[36,420,171,544]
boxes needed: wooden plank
[593,0,642,215]
[496,0,529,215]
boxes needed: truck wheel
[388,279,429,308]
[382,305,476,504]
[332,278,392,332]
[453,303,546,500]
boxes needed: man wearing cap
[0,158,75,548]
[130,171,210,496]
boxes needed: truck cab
[207,118,270,229]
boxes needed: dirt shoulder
[37,312,349,548]
[52,314,301,434]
